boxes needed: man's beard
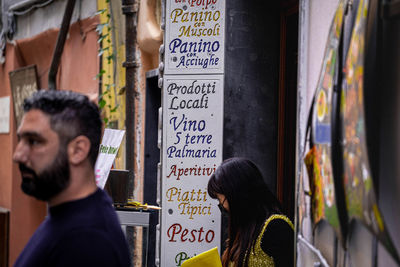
[19,148,70,201]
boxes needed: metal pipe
[48,0,76,90]
[122,0,139,196]
[297,234,329,267]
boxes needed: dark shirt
[14,189,130,267]
[261,219,294,267]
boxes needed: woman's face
[216,193,229,213]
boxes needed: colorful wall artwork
[341,0,399,262]
[307,0,347,244]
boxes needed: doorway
[277,0,299,220]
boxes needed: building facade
[0,0,399,266]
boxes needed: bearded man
[13,90,130,267]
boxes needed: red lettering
[167,223,215,243]
[198,227,204,242]
[190,229,197,242]
[181,229,189,242]
[206,230,215,243]
[167,165,177,179]
[167,223,182,242]
[178,168,184,179]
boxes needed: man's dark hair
[23,90,102,167]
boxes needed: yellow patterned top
[229,214,294,267]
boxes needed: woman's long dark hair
[208,158,282,267]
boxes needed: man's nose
[13,142,28,163]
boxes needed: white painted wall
[307,0,340,104]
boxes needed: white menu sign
[164,0,226,74]
[161,75,223,266]
[94,128,125,189]
[0,96,10,134]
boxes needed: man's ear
[67,136,91,165]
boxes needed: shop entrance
[277,0,299,220]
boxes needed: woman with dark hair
[208,157,294,267]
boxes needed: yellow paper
[181,247,222,267]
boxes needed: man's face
[13,109,70,201]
